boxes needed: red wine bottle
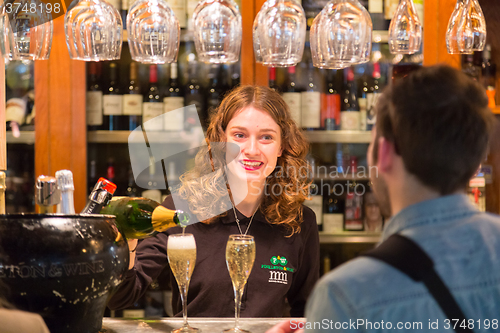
[102,62,124,131]
[123,62,143,131]
[340,68,360,131]
[86,62,103,131]
[321,69,341,131]
[282,66,302,127]
[142,65,164,131]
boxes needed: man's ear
[377,137,397,173]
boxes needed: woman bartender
[107,85,320,317]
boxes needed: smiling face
[225,106,283,187]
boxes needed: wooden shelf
[305,130,372,143]
[319,231,381,244]
[6,131,35,144]
[87,130,203,144]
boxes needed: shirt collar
[381,194,479,242]
[221,207,267,225]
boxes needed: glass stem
[234,287,243,329]
[181,285,188,327]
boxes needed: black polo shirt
[107,196,320,317]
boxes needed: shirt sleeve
[305,277,362,333]
[287,205,320,317]
[107,196,176,310]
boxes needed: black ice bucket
[0,214,129,333]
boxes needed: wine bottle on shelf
[301,42,322,130]
[163,62,185,131]
[55,170,76,214]
[184,60,206,132]
[81,177,117,214]
[344,181,364,231]
[86,62,103,131]
[88,159,98,194]
[126,168,139,197]
[481,45,497,109]
[141,157,162,204]
[123,61,143,131]
[143,64,164,131]
[100,196,190,239]
[341,68,360,131]
[358,65,372,131]
[206,64,230,123]
[107,158,116,185]
[282,66,302,127]
[123,62,143,131]
[268,67,280,92]
[323,186,345,233]
[103,62,124,131]
[321,69,341,131]
[366,63,382,130]
[304,182,323,231]
[0,171,5,214]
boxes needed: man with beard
[268,65,500,333]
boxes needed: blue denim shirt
[305,194,500,332]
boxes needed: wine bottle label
[123,95,143,115]
[340,111,361,131]
[143,102,164,131]
[166,0,187,28]
[5,98,26,124]
[323,213,344,233]
[282,92,302,127]
[369,0,383,13]
[163,97,185,131]
[304,195,323,225]
[301,91,321,128]
[86,91,103,125]
[103,95,123,115]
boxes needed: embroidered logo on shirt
[261,255,295,273]
[268,270,288,284]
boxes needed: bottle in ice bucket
[100,196,190,239]
[81,177,117,214]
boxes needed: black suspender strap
[362,234,473,333]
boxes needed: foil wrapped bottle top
[55,170,75,192]
[36,175,61,207]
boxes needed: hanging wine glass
[252,0,269,64]
[193,0,241,64]
[254,0,306,67]
[470,0,486,51]
[0,11,16,59]
[65,0,122,61]
[127,0,180,64]
[310,0,372,69]
[388,0,422,54]
[446,0,474,54]
[1,0,53,60]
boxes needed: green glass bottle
[100,197,190,239]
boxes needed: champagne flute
[167,233,199,333]
[224,235,256,333]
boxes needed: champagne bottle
[81,177,117,214]
[100,196,190,239]
[55,170,76,214]
[86,62,103,131]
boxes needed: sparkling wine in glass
[167,233,199,333]
[223,235,256,333]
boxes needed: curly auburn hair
[177,85,311,235]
